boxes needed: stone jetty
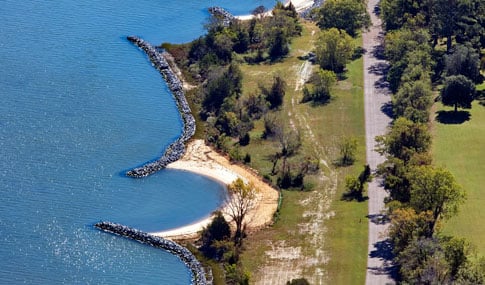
[208,6,235,26]
[125,36,196,178]
[95,221,208,285]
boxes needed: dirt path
[363,0,395,284]
[250,27,339,284]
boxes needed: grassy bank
[238,21,367,284]
[432,83,485,255]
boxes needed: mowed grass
[238,21,367,284]
[432,85,485,254]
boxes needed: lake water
[0,0,277,283]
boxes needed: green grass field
[433,83,485,254]
[238,22,368,284]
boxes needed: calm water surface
[0,0,276,283]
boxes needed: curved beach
[235,0,317,20]
[151,139,279,240]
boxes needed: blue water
[0,0,277,283]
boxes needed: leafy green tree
[380,0,427,30]
[224,263,250,285]
[444,44,482,83]
[441,75,476,112]
[261,75,286,109]
[398,237,452,284]
[243,93,268,119]
[315,28,354,73]
[376,117,431,162]
[393,79,433,123]
[385,29,431,66]
[456,257,485,284]
[384,29,432,91]
[202,64,243,116]
[225,178,258,244]
[429,0,476,51]
[409,166,466,231]
[268,29,289,61]
[302,69,336,103]
[339,137,358,166]
[200,211,231,260]
[315,0,371,37]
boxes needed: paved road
[363,0,395,284]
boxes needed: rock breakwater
[125,36,195,178]
[208,6,235,26]
[95,221,208,285]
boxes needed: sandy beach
[235,0,315,20]
[150,139,279,240]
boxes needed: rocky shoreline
[95,222,207,284]
[125,36,196,178]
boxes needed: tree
[409,166,466,231]
[225,178,258,244]
[393,79,433,123]
[261,75,286,109]
[429,0,475,51]
[315,0,371,37]
[302,69,336,103]
[243,93,268,119]
[380,0,427,30]
[444,44,482,83]
[315,28,354,73]
[398,237,452,284]
[339,137,357,166]
[376,117,431,162]
[268,29,289,60]
[389,208,435,253]
[203,64,243,116]
[200,211,231,260]
[441,75,476,112]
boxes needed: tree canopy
[409,166,466,230]
[315,0,370,37]
[376,117,431,162]
[225,178,258,244]
[315,28,354,73]
[441,75,476,112]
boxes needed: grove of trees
[377,0,485,282]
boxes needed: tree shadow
[435,110,471,124]
[352,46,366,60]
[477,90,485,106]
[368,62,389,76]
[368,239,399,280]
[372,44,386,60]
[380,102,394,119]
[375,77,390,90]
[341,192,369,202]
[366,213,390,225]
[373,3,381,16]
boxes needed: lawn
[432,83,485,255]
[238,21,368,284]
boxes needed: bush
[339,137,358,166]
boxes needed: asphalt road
[363,0,395,284]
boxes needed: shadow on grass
[477,90,485,106]
[435,110,471,124]
[352,46,366,60]
[341,192,368,202]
